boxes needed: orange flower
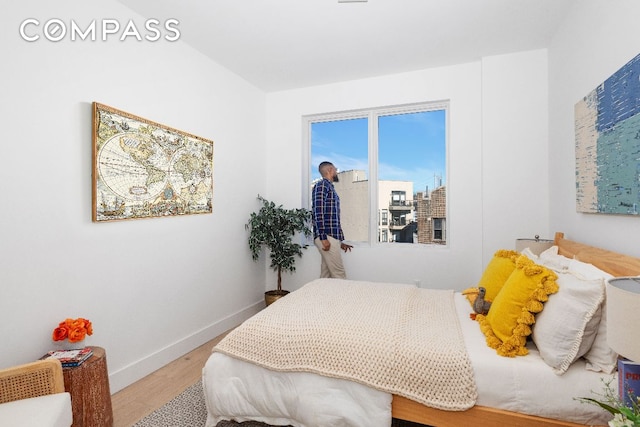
[52,317,93,342]
[52,326,68,341]
[67,328,86,342]
[84,319,93,335]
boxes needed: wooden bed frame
[391,232,640,427]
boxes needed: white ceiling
[120,0,577,92]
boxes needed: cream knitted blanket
[214,279,477,411]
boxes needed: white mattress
[203,293,614,426]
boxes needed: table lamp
[606,277,640,363]
[607,277,640,405]
[515,235,554,255]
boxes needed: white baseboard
[108,300,263,393]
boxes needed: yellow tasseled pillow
[475,249,520,302]
[476,254,559,357]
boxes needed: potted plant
[246,195,313,305]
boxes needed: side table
[62,346,113,427]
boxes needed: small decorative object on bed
[93,102,214,222]
[461,287,491,319]
[246,195,312,305]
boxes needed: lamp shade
[606,277,640,362]
[515,236,554,255]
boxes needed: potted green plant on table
[246,195,313,306]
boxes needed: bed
[203,232,640,427]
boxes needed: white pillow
[569,258,614,281]
[538,246,571,272]
[568,259,617,374]
[519,247,539,261]
[532,272,604,374]
[539,245,558,257]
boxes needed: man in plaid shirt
[312,161,353,279]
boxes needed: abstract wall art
[575,53,640,215]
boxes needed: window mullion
[369,111,378,245]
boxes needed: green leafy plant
[246,195,312,293]
[577,377,640,427]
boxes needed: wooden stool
[63,346,113,427]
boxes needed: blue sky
[310,109,446,194]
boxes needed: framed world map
[92,102,214,222]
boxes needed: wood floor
[110,330,425,427]
[111,331,229,427]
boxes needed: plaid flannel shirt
[312,178,344,241]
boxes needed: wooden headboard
[554,232,640,277]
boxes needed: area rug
[132,380,207,427]
[130,380,282,427]
[131,378,428,427]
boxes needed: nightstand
[62,346,113,427]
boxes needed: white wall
[481,49,551,259]
[548,0,640,257]
[1,1,266,392]
[265,50,551,291]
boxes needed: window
[391,191,406,206]
[433,218,444,240]
[304,102,447,246]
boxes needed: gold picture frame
[92,102,214,222]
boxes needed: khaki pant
[314,236,346,279]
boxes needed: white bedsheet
[203,292,614,426]
[455,294,613,425]
[203,352,391,427]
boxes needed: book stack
[40,347,93,367]
[618,358,640,407]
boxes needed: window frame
[302,100,449,247]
